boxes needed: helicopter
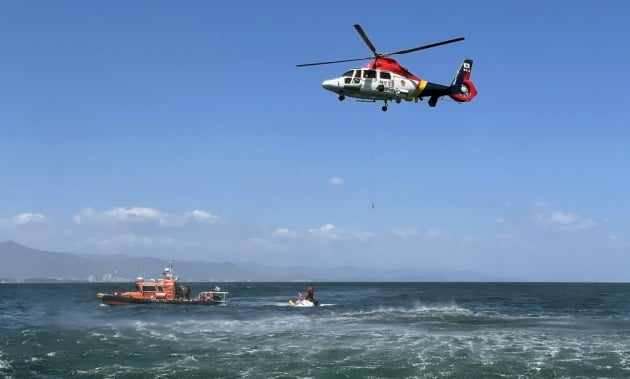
[297,24,477,111]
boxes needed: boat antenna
[163,262,175,279]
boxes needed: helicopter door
[362,69,377,92]
[379,71,393,92]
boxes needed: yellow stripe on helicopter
[407,80,428,100]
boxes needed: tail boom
[449,59,477,102]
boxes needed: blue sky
[1,1,629,280]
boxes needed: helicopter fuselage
[321,57,475,110]
[322,67,448,104]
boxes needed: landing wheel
[338,94,345,101]
[381,105,388,112]
[395,98,401,104]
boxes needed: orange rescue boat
[96,263,227,306]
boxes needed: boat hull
[97,293,226,306]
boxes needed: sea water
[1,282,630,378]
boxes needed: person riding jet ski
[305,284,315,302]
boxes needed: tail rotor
[449,59,477,102]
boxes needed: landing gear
[338,94,345,101]
[395,97,401,104]
[381,102,388,112]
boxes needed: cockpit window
[380,72,391,80]
[353,70,361,77]
[342,70,353,77]
[363,70,377,79]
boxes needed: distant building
[101,273,131,282]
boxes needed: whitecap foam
[0,357,12,370]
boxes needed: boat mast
[163,262,176,280]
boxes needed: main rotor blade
[296,56,372,67]
[385,37,465,56]
[354,24,378,57]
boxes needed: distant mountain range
[0,241,507,282]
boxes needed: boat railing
[195,291,228,303]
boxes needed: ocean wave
[6,283,630,378]
[0,353,12,372]
[87,301,602,344]
[6,315,630,378]
[333,302,582,321]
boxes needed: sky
[1,1,629,281]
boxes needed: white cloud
[168,210,220,227]
[306,224,371,241]
[329,177,345,186]
[74,207,167,226]
[66,207,223,253]
[271,224,371,242]
[184,210,218,223]
[392,227,452,240]
[273,227,298,239]
[534,209,596,231]
[392,227,420,238]
[3,202,629,280]
[308,223,339,239]
[73,207,219,228]
[13,213,47,225]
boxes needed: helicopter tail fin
[449,59,477,102]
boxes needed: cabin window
[342,70,353,77]
[142,285,157,292]
[363,70,377,79]
[157,286,164,292]
[380,72,391,80]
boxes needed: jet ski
[289,284,319,307]
[288,298,320,307]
